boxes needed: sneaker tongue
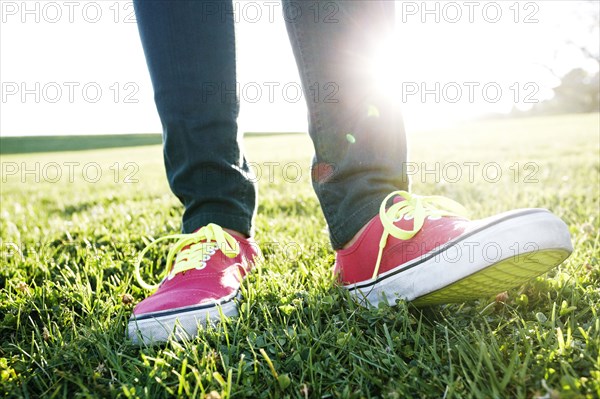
[392,195,406,204]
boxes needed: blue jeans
[133,0,407,249]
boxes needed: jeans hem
[182,212,253,237]
[327,196,385,250]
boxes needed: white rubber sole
[127,294,238,345]
[345,208,573,307]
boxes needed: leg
[129,0,260,344]
[284,1,572,307]
[134,0,256,236]
[283,0,407,250]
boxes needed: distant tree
[514,1,599,116]
[550,68,599,112]
[528,68,599,115]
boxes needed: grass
[0,133,303,155]
[0,134,162,155]
[1,113,598,398]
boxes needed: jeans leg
[133,0,256,235]
[283,1,408,249]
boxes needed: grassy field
[0,113,598,398]
[0,134,163,155]
[0,133,302,155]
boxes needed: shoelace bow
[134,223,240,290]
[372,190,468,279]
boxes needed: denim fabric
[133,0,257,236]
[133,0,408,248]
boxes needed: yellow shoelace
[373,190,469,279]
[134,223,240,291]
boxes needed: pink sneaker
[335,191,572,307]
[128,223,260,344]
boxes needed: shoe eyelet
[196,261,207,270]
[404,214,414,221]
[202,254,211,261]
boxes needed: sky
[0,0,598,137]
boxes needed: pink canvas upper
[335,207,471,285]
[133,235,259,315]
